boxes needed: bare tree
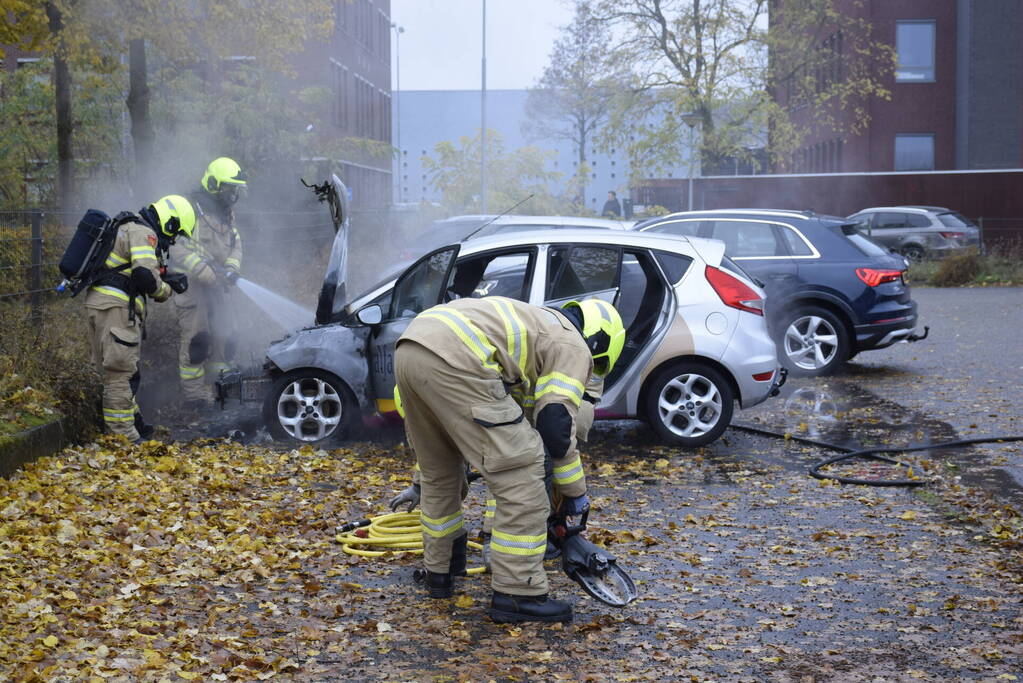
[590,0,893,174]
[45,1,73,213]
[524,2,624,209]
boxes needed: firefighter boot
[414,532,468,598]
[450,531,468,577]
[489,591,573,624]
[134,413,155,441]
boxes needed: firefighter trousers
[88,305,142,441]
[395,340,550,596]
[175,292,230,401]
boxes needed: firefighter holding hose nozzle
[167,157,246,411]
[393,296,625,624]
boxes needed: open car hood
[313,175,351,325]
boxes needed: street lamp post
[681,112,702,211]
[480,0,488,214]
[391,22,404,204]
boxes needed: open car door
[365,244,461,413]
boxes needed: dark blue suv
[635,209,925,376]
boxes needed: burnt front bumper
[215,368,273,407]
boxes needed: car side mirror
[356,304,383,325]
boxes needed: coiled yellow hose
[335,511,487,575]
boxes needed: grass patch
[908,245,1023,286]
[0,300,100,442]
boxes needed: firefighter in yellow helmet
[393,296,625,624]
[84,196,193,442]
[168,157,247,409]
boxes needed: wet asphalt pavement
[741,286,1023,500]
[129,286,1023,681]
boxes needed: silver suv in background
[846,206,982,261]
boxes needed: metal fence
[0,210,74,327]
[977,217,1023,250]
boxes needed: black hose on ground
[732,423,1023,487]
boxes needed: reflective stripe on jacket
[398,296,594,496]
[84,221,170,314]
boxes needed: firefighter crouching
[85,196,193,442]
[393,296,625,624]
[388,386,602,570]
[168,157,246,409]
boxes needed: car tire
[776,306,850,377]
[643,361,734,448]
[900,244,926,262]
[263,369,359,444]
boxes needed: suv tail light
[939,231,965,239]
[705,265,764,315]
[855,267,903,287]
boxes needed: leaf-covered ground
[3,288,1021,681]
[2,424,1021,682]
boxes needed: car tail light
[855,267,903,287]
[705,265,764,315]
[939,231,965,239]
[752,370,775,382]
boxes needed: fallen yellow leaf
[454,594,474,608]
[42,635,58,648]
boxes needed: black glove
[560,493,590,516]
[163,272,189,294]
[224,269,240,286]
[388,483,421,512]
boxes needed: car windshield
[839,223,890,256]
[937,212,974,228]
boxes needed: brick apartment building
[779,0,1023,173]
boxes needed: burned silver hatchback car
[218,176,783,448]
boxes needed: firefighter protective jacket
[168,202,242,304]
[83,220,171,317]
[398,296,594,498]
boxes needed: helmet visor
[590,326,626,377]
[220,184,246,206]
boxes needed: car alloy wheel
[658,372,723,437]
[643,362,734,447]
[777,305,850,377]
[277,377,342,441]
[784,315,840,371]
[900,245,925,262]
[263,369,357,443]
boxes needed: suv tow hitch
[770,367,788,397]
[906,325,930,343]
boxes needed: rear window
[780,227,814,256]
[653,250,693,283]
[719,256,756,282]
[840,224,890,256]
[937,212,973,228]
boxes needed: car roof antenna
[462,194,534,241]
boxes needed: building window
[894,134,935,170]
[896,20,935,82]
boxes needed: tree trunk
[45,2,72,213]
[127,37,154,201]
